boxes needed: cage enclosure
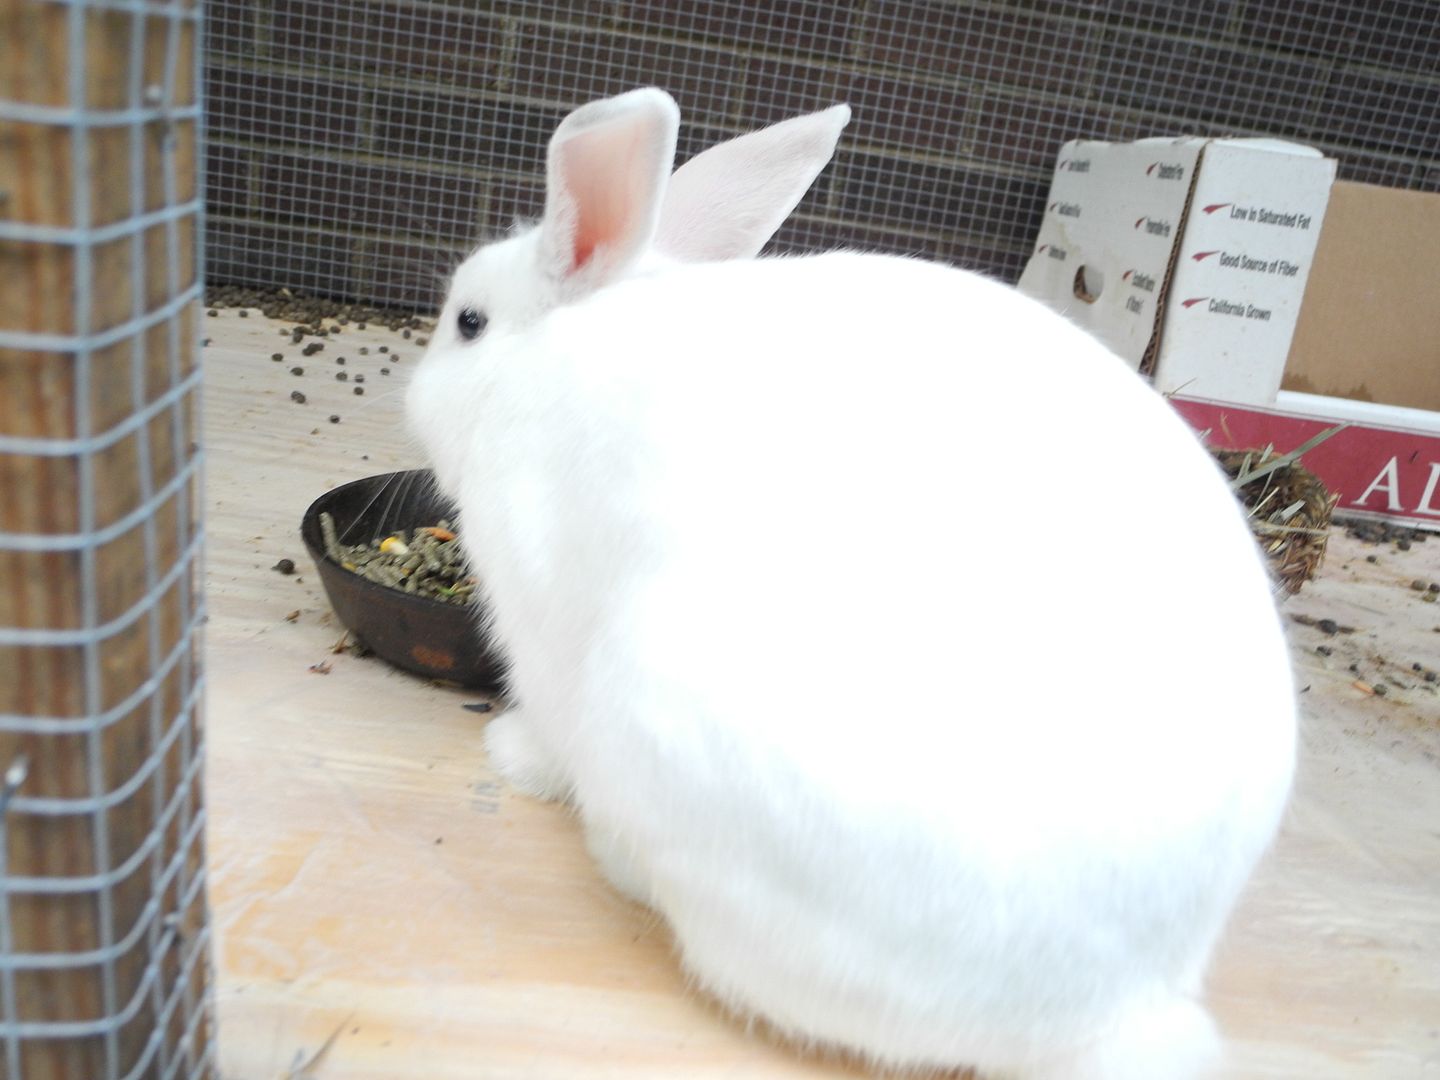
[1,1,213,1076]
[6,0,1439,1075]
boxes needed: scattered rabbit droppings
[206,308,217,316]
[238,310,249,317]
[290,390,306,404]
[335,356,346,364]
[416,336,428,346]
[403,329,411,338]
[379,345,389,353]
[336,372,347,381]
[273,558,296,575]
[329,414,341,423]
[353,386,364,395]
[290,366,303,376]
[271,352,283,361]
[302,342,324,356]
[354,374,365,384]
[380,368,390,376]
[359,347,369,355]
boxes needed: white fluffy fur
[406,90,1295,1079]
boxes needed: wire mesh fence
[203,0,1438,313]
[0,0,214,1076]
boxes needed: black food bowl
[300,469,507,689]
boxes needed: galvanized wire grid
[204,0,1439,313]
[0,0,213,1077]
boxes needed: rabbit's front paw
[483,710,570,801]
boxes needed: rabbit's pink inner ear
[557,128,651,273]
[540,89,678,293]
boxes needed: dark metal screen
[204,1,1439,311]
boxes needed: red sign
[1170,395,1440,530]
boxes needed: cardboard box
[1282,180,1440,414]
[1172,391,1440,532]
[1018,136,1336,406]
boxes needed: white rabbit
[406,88,1295,1080]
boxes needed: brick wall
[204,0,1440,312]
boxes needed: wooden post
[0,1,212,1077]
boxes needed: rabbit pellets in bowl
[301,470,506,688]
[320,514,474,603]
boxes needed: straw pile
[1212,428,1340,596]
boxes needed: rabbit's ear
[654,104,851,263]
[538,87,681,300]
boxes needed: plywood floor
[201,307,1440,1079]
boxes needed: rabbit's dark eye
[457,307,487,341]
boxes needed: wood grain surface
[201,308,1440,1079]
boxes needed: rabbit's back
[529,250,1294,831]
[544,249,1294,765]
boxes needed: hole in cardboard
[1073,265,1104,303]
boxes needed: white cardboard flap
[1018,138,1203,369]
[1018,135,1336,407]
[1153,143,1337,402]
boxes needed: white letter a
[1355,457,1402,511]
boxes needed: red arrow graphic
[1180,297,1210,308]
[1201,202,1232,214]
[1192,250,1221,261]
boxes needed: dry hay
[1212,426,1341,596]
